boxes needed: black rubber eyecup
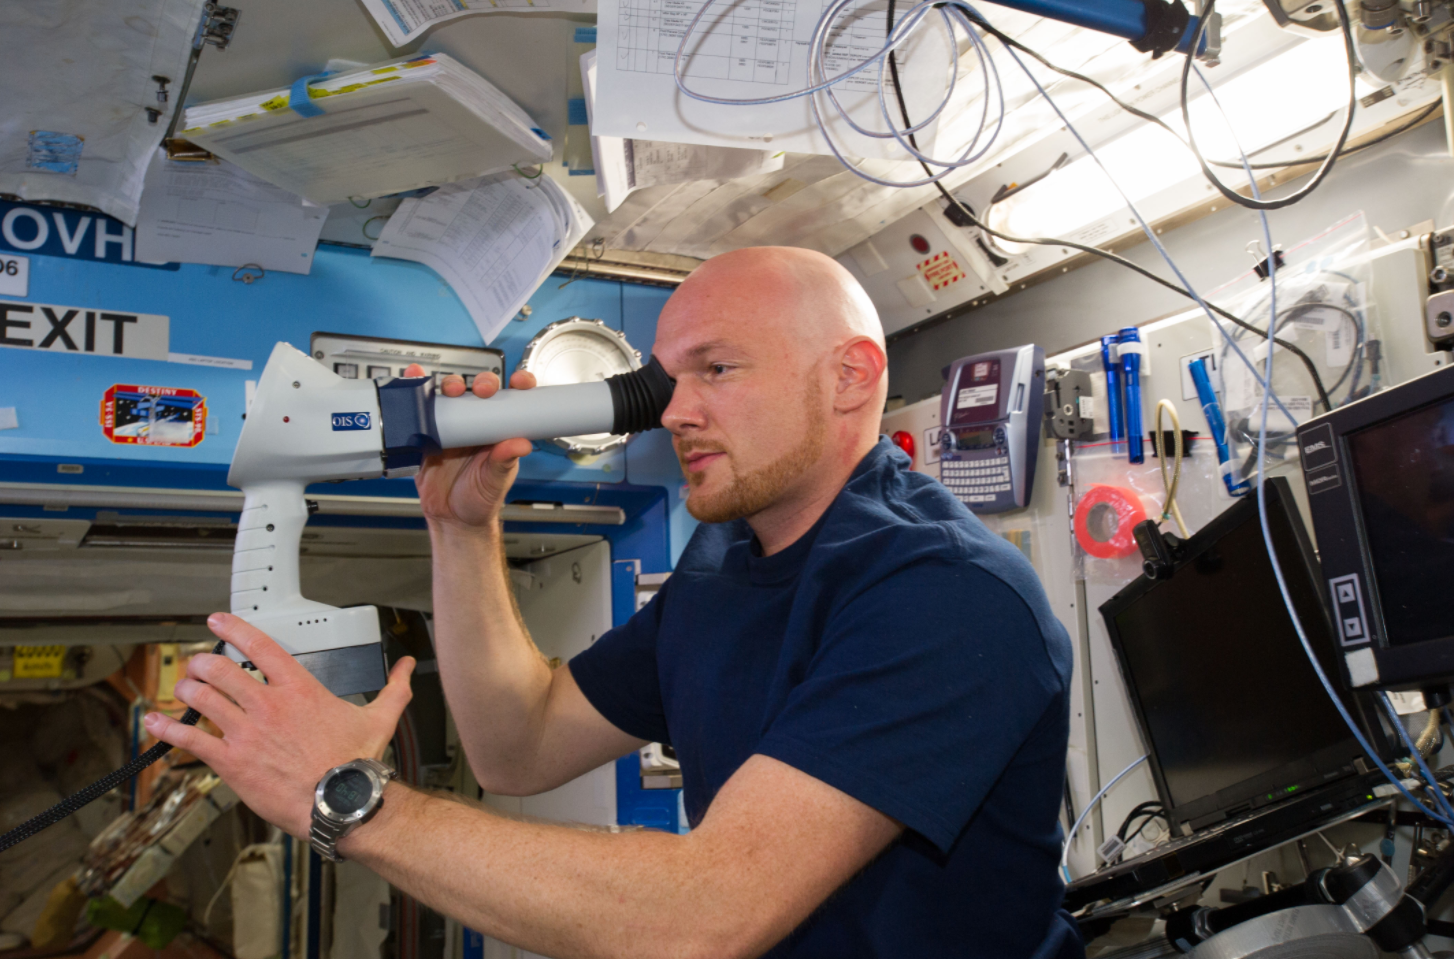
[607,356,676,435]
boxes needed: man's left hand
[145,612,415,837]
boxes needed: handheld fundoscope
[228,342,675,695]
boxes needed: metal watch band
[309,759,397,863]
[309,817,348,863]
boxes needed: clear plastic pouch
[1069,437,1228,587]
[1206,213,1380,484]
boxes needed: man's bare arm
[341,754,903,959]
[429,523,643,795]
[147,608,900,959]
[410,365,643,796]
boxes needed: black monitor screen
[1346,396,1454,647]
[1110,496,1355,812]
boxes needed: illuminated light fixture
[984,35,1379,250]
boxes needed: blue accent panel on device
[288,72,333,118]
[376,375,440,471]
[330,412,373,431]
[574,26,598,42]
[463,929,484,959]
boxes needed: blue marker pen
[1189,356,1249,496]
[1100,334,1124,451]
[1118,328,1144,464]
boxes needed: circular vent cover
[517,317,642,456]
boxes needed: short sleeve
[568,586,671,745]
[755,561,1063,853]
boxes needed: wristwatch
[310,758,395,862]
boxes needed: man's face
[653,285,831,525]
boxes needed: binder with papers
[373,171,594,345]
[179,55,554,206]
[580,51,783,214]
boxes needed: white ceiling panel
[175,0,1305,269]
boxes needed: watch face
[324,767,374,815]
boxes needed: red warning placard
[916,251,967,291]
[101,384,207,447]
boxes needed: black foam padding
[0,640,226,854]
[607,356,676,435]
[295,643,388,697]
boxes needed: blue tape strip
[289,72,333,118]
[567,98,590,126]
[27,131,83,175]
[531,127,552,141]
[574,27,597,42]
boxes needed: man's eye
[710,364,730,375]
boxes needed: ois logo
[331,412,372,431]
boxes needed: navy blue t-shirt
[570,438,1083,959]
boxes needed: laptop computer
[1064,477,1395,913]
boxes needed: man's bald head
[660,246,884,370]
[652,246,890,547]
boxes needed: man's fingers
[471,371,502,399]
[367,657,416,734]
[144,712,225,766]
[509,370,537,390]
[440,374,468,397]
[486,437,533,466]
[402,363,427,378]
[173,676,246,732]
[186,652,267,710]
[207,613,311,687]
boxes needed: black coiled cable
[0,640,226,854]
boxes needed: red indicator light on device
[909,234,930,255]
[891,430,915,462]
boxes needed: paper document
[582,51,783,212]
[0,0,206,225]
[374,172,594,344]
[134,150,328,273]
[593,0,952,156]
[361,0,598,48]
[181,55,553,206]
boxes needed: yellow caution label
[14,645,66,679]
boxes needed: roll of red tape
[1074,485,1147,559]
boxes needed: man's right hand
[404,365,539,530]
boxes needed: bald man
[147,248,1080,959]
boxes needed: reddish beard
[677,381,826,524]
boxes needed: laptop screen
[1104,480,1369,823]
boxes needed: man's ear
[834,338,887,413]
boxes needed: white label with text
[0,298,168,360]
[0,255,28,297]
